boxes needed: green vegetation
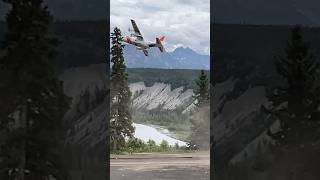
[0,0,70,179]
[267,25,320,145]
[127,68,209,90]
[214,25,320,180]
[111,138,190,154]
[110,27,134,151]
[194,69,210,107]
[213,23,320,83]
[189,70,210,150]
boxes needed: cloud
[110,0,210,55]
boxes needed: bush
[126,137,146,153]
[111,138,196,154]
[146,139,158,152]
[174,142,179,149]
[160,140,169,151]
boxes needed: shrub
[160,140,169,151]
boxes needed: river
[132,123,187,146]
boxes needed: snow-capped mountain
[123,45,210,70]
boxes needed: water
[133,123,187,146]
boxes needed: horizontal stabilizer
[156,37,164,52]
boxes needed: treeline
[112,138,190,154]
[214,25,320,180]
[213,23,320,83]
[128,68,209,90]
[0,21,107,72]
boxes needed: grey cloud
[111,0,210,55]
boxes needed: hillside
[59,64,205,144]
[212,24,320,179]
[212,23,320,83]
[58,64,206,178]
[128,68,209,89]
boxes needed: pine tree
[110,27,134,151]
[0,0,70,179]
[189,70,210,149]
[194,70,209,107]
[267,25,320,144]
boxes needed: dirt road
[110,151,210,180]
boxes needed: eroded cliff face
[213,78,279,173]
[59,64,108,180]
[58,63,205,179]
[59,64,199,148]
[129,82,195,112]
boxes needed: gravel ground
[110,151,210,180]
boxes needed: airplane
[125,19,165,56]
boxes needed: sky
[110,0,210,55]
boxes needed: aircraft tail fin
[156,37,165,52]
[159,35,165,42]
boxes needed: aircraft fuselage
[127,37,149,50]
[125,19,165,56]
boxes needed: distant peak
[173,46,195,53]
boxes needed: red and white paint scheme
[124,19,166,56]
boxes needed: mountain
[212,23,320,179]
[123,45,210,70]
[212,23,320,83]
[213,0,320,26]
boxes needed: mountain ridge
[123,45,210,70]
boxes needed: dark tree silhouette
[267,25,320,145]
[0,0,70,179]
[110,27,134,151]
[194,70,209,107]
[189,70,210,149]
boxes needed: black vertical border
[106,0,110,179]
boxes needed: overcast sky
[110,0,210,55]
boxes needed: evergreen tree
[189,70,210,149]
[194,70,209,107]
[110,27,134,151]
[267,25,320,144]
[0,0,70,179]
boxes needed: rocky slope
[59,64,197,148]
[59,64,109,180]
[129,82,195,112]
[212,77,280,172]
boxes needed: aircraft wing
[148,43,157,47]
[131,19,144,41]
[143,49,148,56]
